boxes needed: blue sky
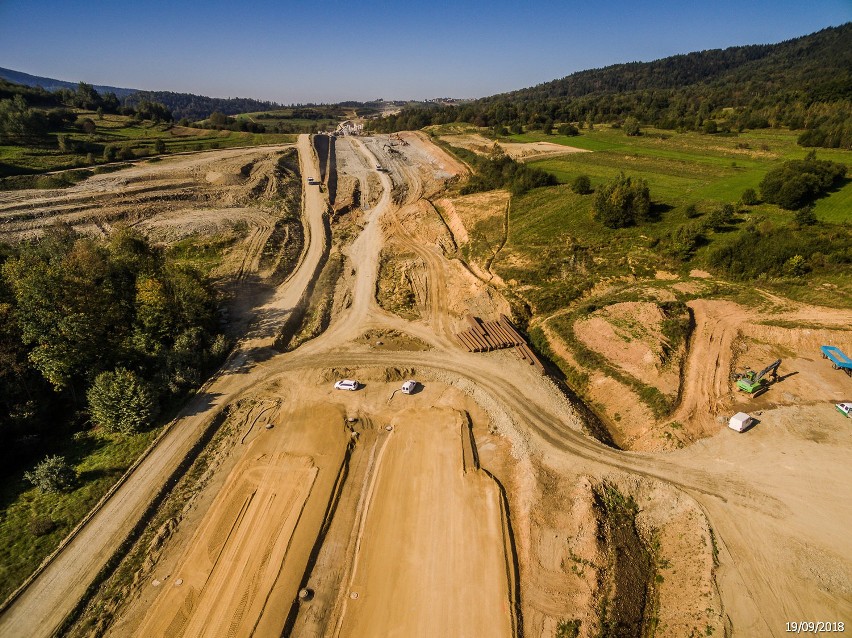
[1,0,849,104]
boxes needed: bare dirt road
[0,135,328,638]
[2,132,850,638]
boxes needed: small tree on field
[793,205,817,227]
[558,123,579,136]
[593,173,651,228]
[705,203,735,230]
[740,188,758,206]
[684,203,701,218]
[103,144,117,162]
[571,174,592,194]
[24,455,76,493]
[80,118,97,135]
[153,138,165,154]
[623,116,640,136]
[87,368,159,435]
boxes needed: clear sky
[1,0,850,104]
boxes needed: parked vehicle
[837,403,851,418]
[401,380,418,395]
[334,379,360,391]
[728,412,754,432]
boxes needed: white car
[334,379,360,391]
[401,380,418,395]
[837,403,851,418]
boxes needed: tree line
[0,80,173,144]
[368,24,852,149]
[0,227,227,472]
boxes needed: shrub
[759,152,846,210]
[116,145,134,161]
[793,205,817,226]
[740,188,758,205]
[558,124,579,136]
[87,368,159,435]
[29,516,58,536]
[593,173,651,228]
[571,174,592,194]
[623,116,641,136]
[784,254,808,277]
[684,203,701,218]
[704,203,735,230]
[24,455,76,493]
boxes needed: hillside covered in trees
[0,68,285,121]
[370,23,852,149]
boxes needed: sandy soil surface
[438,133,589,161]
[6,130,852,638]
[0,146,292,243]
[133,403,346,638]
[574,302,681,397]
[335,408,513,638]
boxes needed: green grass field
[514,127,852,224]
[449,125,852,312]
[0,427,160,601]
[0,111,296,184]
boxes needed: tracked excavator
[733,359,782,393]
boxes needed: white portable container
[729,412,753,432]
[401,380,417,395]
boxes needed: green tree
[793,205,818,226]
[593,173,651,228]
[24,455,76,493]
[87,368,159,435]
[153,138,166,154]
[759,152,846,209]
[0,95,49,142]
[558,124,579,136]
[2,235,131,391]
[783,254,808,277]
[668,223,703,260]
[740,188,758,205]
[79,117,97,135]
[571,174,592,194]
[623,116,640,136]
[103,144,117,162]
[705,203,735,229]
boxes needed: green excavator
[733,359,782,393]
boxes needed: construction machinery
[821,345,852,377]
[733,359,782,393]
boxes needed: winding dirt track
[1,134,850,637]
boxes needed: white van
[401,380,417,395]
[728,412,754,432]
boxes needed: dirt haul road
[3,133,850,638]
[0,135,328,638]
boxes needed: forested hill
[0,67,136,98]
[370,23,852,148]
[490,23,850,103]
[0,68,284,121]
[123,91,282,121]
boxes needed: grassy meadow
[0,111,296,187]
[476,126,852,310]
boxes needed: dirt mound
[391,199,456,254]
[499,140,590,161]
[438,133,589,161]
[574,302,680,397]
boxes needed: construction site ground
[0,133,849,638]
